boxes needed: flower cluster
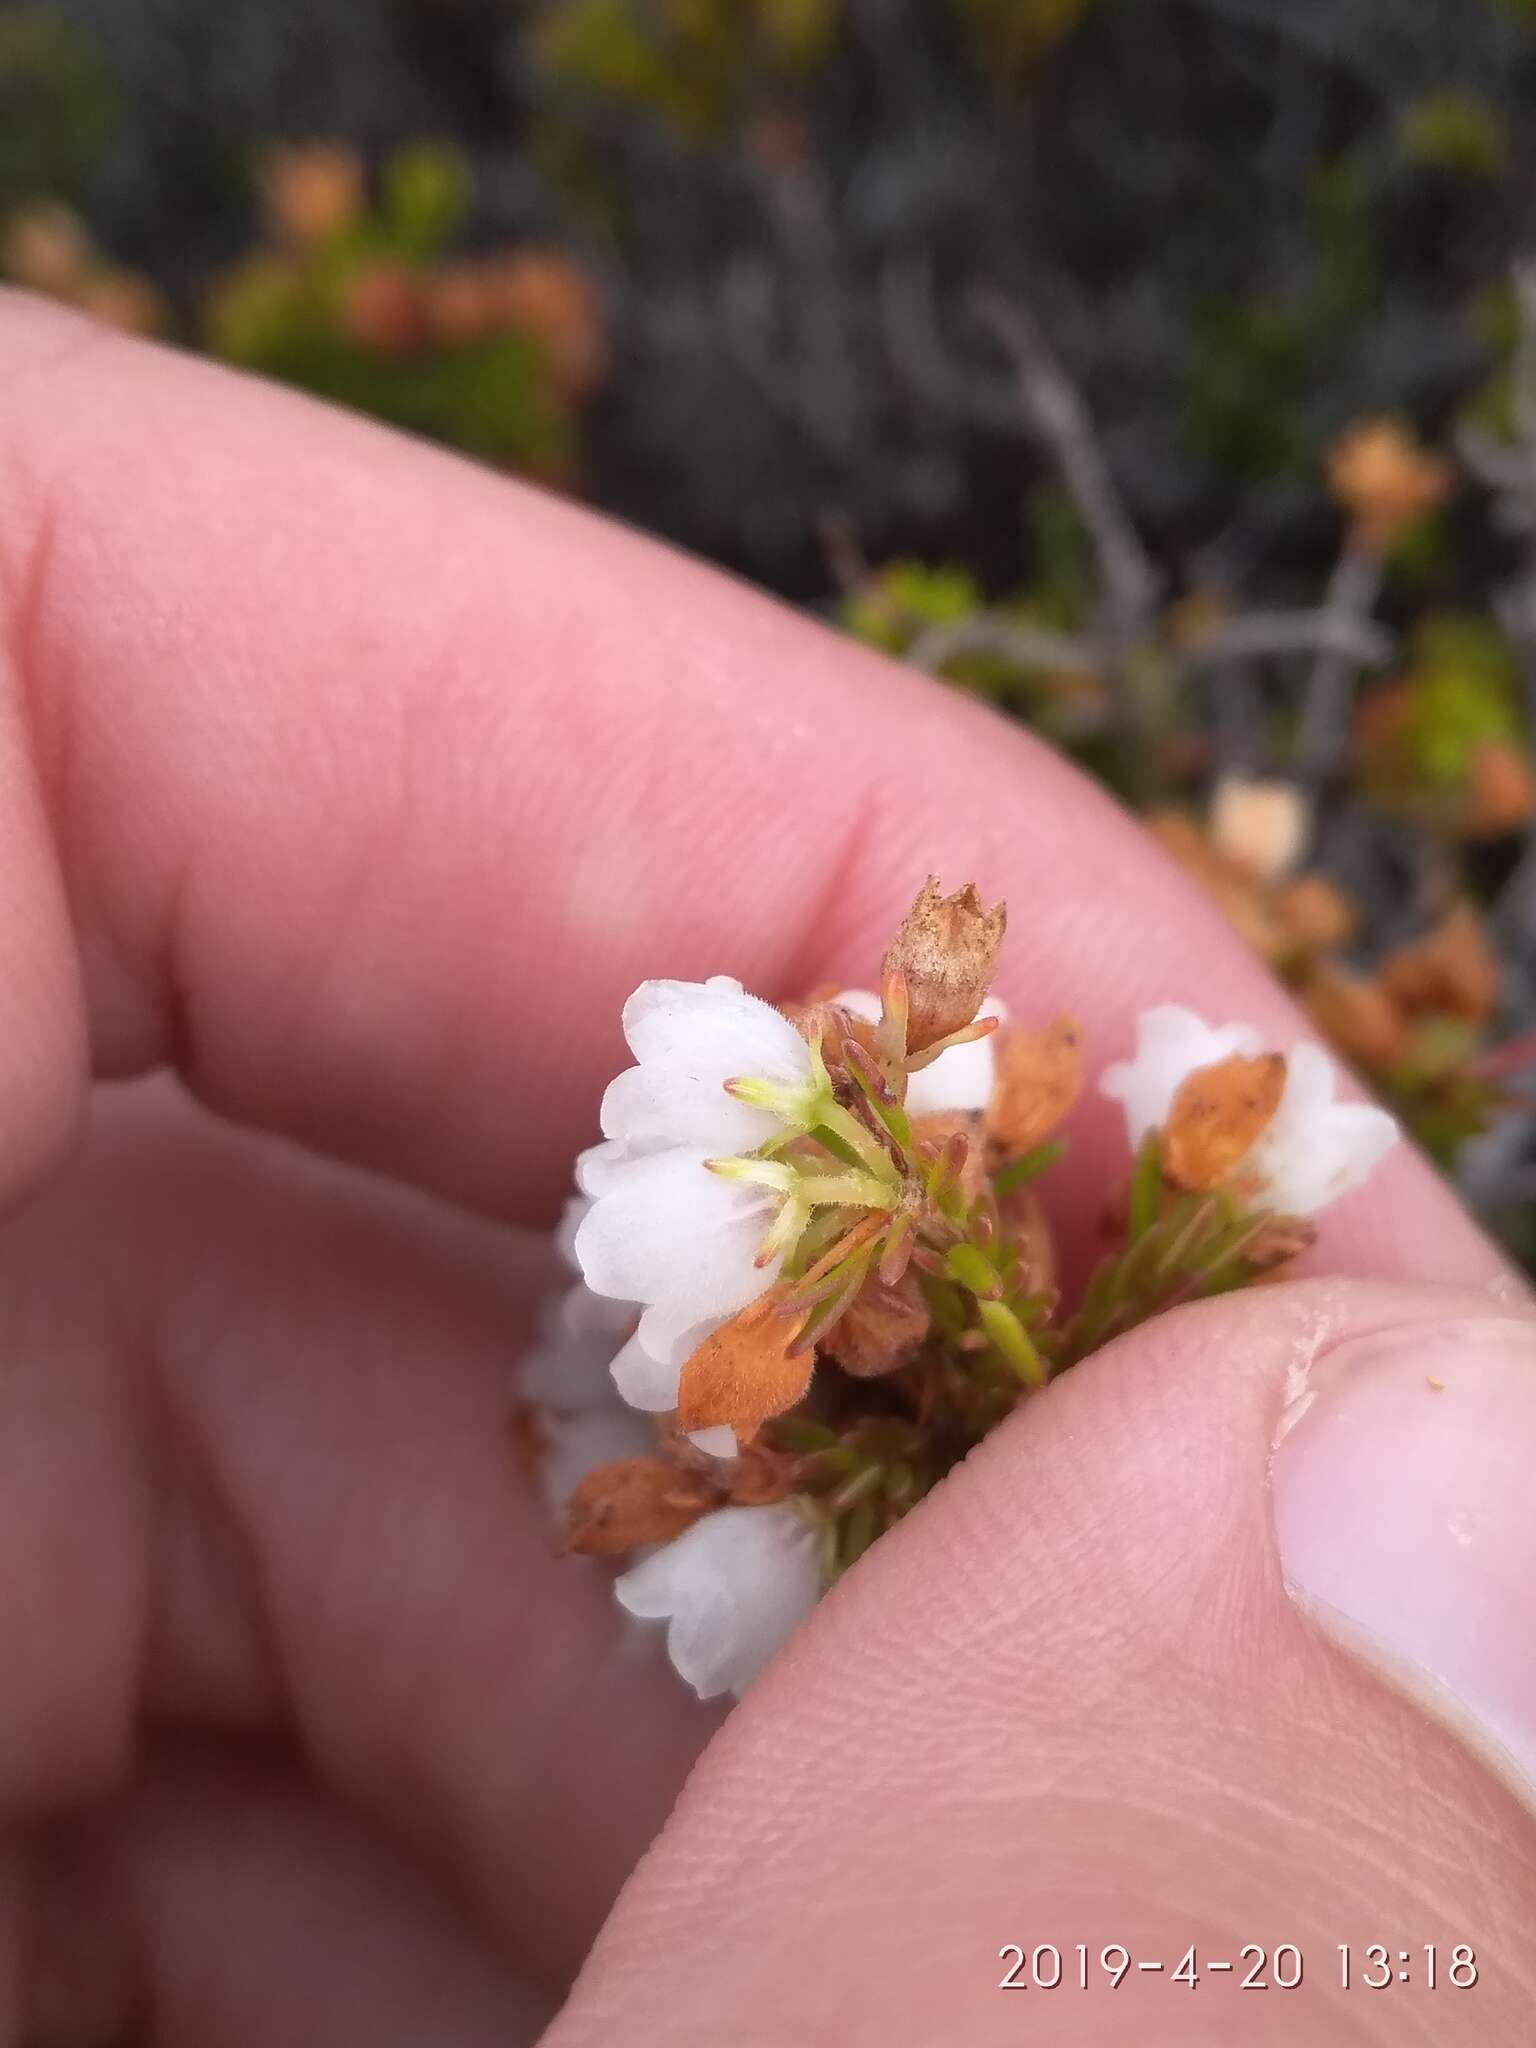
[517,878,1399,1701]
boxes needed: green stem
[814,1099,900,1187]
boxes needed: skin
[0,290,1530,2043]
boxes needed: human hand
[0,293,1530,2044]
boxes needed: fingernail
[1272,1316,1536,1808]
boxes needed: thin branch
[970,288,1160,647]
[1177,608,1391,671]
[1293,539,1383,786]
[906,614,1098,678]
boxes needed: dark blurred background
[5,0,1536,1255]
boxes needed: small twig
[1293,538,1383,787]
[971,288,1160,650]
[906,614,1099,678]
[1177,608,1392,671]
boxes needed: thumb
[552,1277,1536,2045]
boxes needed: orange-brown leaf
[882,876,1006,1054]
[562,1457,719,1555]
[675,1296,813,1435]
[986,1015,1083,1154]
[1381,904,1500,1026]
[1161,1052,1286,1191]
[825,1271,930,1379]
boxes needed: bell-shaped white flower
[615,1501,822,1699]
[1100,1005,1398,1215]
[599,975,819,1157]
[520,1290,631,1414]
[574,1144,787,1345]
[1245,1041,1398,1215]
[834,988,1006,1116]
[1099,1005,1263,1150]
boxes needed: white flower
[615,1502,822,1699]
[1245,1041,1399,1215]
[573,977,827,1357]
[575,1144,786,1347]
[834,988,1006,1116]
[600,975,816,1156]
[1100,1007,1263,1149]
[520,1289,632,1414]
[1099,1004,1398,1214]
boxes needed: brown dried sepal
[825,1271,930,1379]
[563,1457,719,1556]
[986,1015,1082,1155]
[882,877,1006,1054]
[675,1292,812,1436]
[1161,1053,1286,1192]
[1381,904,1499,1026]
[1301,963,1410,1073]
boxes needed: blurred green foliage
[0,7,116,207]
[535,0,839,134]
[207,145,579,475]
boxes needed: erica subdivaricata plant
[517,878,1399,1701]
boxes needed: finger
[0,1077,717,1982]
[25,1738,553,2046]
[553,1278,1536,2045]
[0,296,1504,1294]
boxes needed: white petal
[520,1299,628,1413]
[574,1148,782,1325]
[599,1056,783,1155]
[555,1279,637,1343]
[575,1139,639,1196]
[906,997,1007,1116]
[536,1406,657,1514]
[1099,1005,1264,1148]
[554,1195,590,1272]
[686,1425,740,1459]
[835,990,1007,1117]
[622,977,809,1081]
[597,979,815,1157]
[610,1318,716,1411]
[1247,1042,1398,1214]
[615,1503,822,1699]
[833,987,881,1023]
[521,1274,635,1413]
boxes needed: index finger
[0,293,1507,1287]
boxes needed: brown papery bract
[881,876,1006,1055]
[1161,1052,1286,1192]
[563,1457,720,1555]
[986,1015,1082,1155]
[825,1270,930,1379]
[675,1293,813,1436]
